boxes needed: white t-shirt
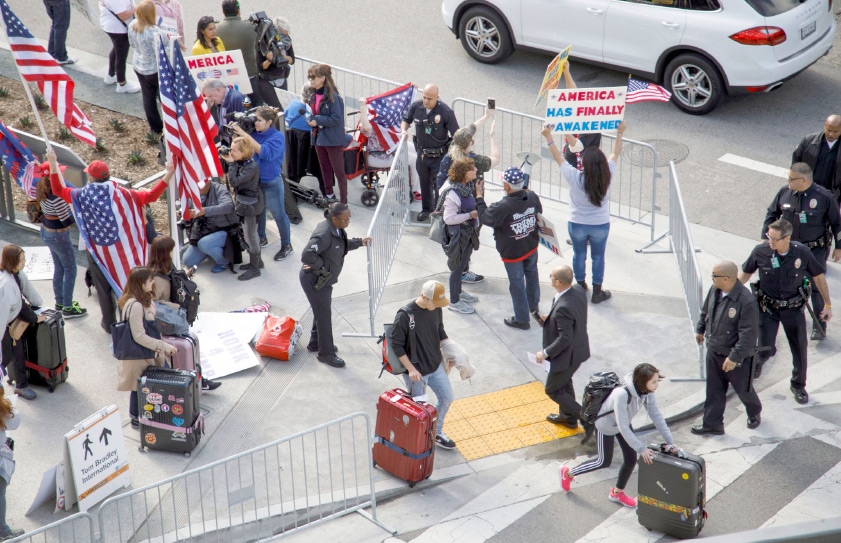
[100,0,132,34]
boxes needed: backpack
[377,305,414,378]
[26,199,42,223]
[166,269,200,325]
[579,372,631,425]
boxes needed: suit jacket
[542,284,590,373]
[792,132,841,199]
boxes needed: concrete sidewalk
[2,39,841,542]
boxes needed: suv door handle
[661,21,681,28]
[586,7,605,14]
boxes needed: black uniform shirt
[402,100,459,151]
[696,282,758,363]
[763,183,841,245]
[742,241,825,300]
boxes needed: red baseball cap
[37,161,67,177]
[84,160,110,180]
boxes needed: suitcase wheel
[48,386,55,393]
[361,189,379,208]
[184,452,191,458]
[372,460,377,468]
[408,480,417,488]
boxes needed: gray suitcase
[636,444,706,539]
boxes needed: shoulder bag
[153,301,190,336]
[8,318,28,345]
[110,302,161,360]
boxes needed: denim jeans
[568,221,610,285]
[40,226,77,307]
[183,230,228,268]
[503,250,540,323]
[43,0,70,62]
[402,363,453,436]
[257,174,291,246]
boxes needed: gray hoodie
[594,372,674,454]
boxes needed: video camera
[248,11,291,65]
[223,107,260,135]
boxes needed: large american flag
[358,82,414,154]
[626,79,672,104]
[158,38,221,220]
[0,0,95,146]
[0,121,37,197]
[72,182,147,295]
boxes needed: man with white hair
[201,79,245,144]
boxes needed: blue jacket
[307,90,346,147]
[252,127,285,183]
[285,99,312,132]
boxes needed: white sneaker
[57,57,77,66]
[116,81,140,94]
[448,300,475,314]
[103,74,117,84]
[460,291,478,303]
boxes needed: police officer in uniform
[691,261,762,436]
[739,219,832,405]
[763,162,841,339]
[300,203,372,368]
[401,84,459,222]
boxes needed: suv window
[687,0,721,10]
[743,0,803,16]
[619,0,680,7]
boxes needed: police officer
[763,162,841,339]
[691,261,761,436]
[300,203,372,368]
[401,84,459,222]
[739,219,832,405]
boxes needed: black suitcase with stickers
[636,444,706,538]
[137,367,203,456]
[23,308,68,392]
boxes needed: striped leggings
[569,429,638,490]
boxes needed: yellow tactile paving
[446,381,584,461]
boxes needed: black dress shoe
[416,211,430,222]
[791,386,809,404]
[531,310,544,327]
[811,327,826,340]
[690,425,724,436]
[504,317,530,330]
[318,355,346,368]
[307,344,338,354]
[546,414,578,429]
[747,414,761,429]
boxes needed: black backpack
[580,372,631,425]
[166,269,200,325]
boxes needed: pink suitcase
[162,333,202,397]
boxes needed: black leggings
[136,71,163,134]
[1,327,27,389]
[569,429,638,490]
[106,32,130,84]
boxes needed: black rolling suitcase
[23,309,68,392]
[137,367,203,456]
[637,444,706,539]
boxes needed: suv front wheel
[459,6,514,64]
[664,53,723,115]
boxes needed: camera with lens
[248,11,291,65]
[223,107,259,135]
[216,143,231,156]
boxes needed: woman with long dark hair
[36,160,86,319]
[543,122,626,304]
[306,64,347,204]
[191,16,225,55]
[116,267,176,428]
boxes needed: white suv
[442,0,836,114]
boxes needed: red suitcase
[373,388,437,487]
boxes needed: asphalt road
[7,0,841,239]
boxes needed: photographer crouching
[251,12,293,109]
[181,177,241,275]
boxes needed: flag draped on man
[158,38,221,220]
[0,0,96,146]
[72,182,148,295]
[626,79,672,104]
[0,121,38,197]
[357,82,415,154]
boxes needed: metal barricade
[7,513,96,543]
[344,137,411,338]
[97,413,392,543]
[450,98,660,242]
[665,161,705,381]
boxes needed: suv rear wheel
[664,53,723,115]
[459,6,513,64]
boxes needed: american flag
[0,121,38,197]
[626,79,672,104]
[158,38,221,220]
[358,82,414,154]
[0,0,95,146]
[72,181,147,295]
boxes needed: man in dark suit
[535,265,590,429]
[792,115,841,201]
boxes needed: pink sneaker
[559,466,573,492]
[608,488,637,508]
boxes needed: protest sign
[21,246,54,281]
[535,46,572,109]
[185,50,253,95]
[545,87,627,134]
[536,214,563,257]
[191,312,266,379]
